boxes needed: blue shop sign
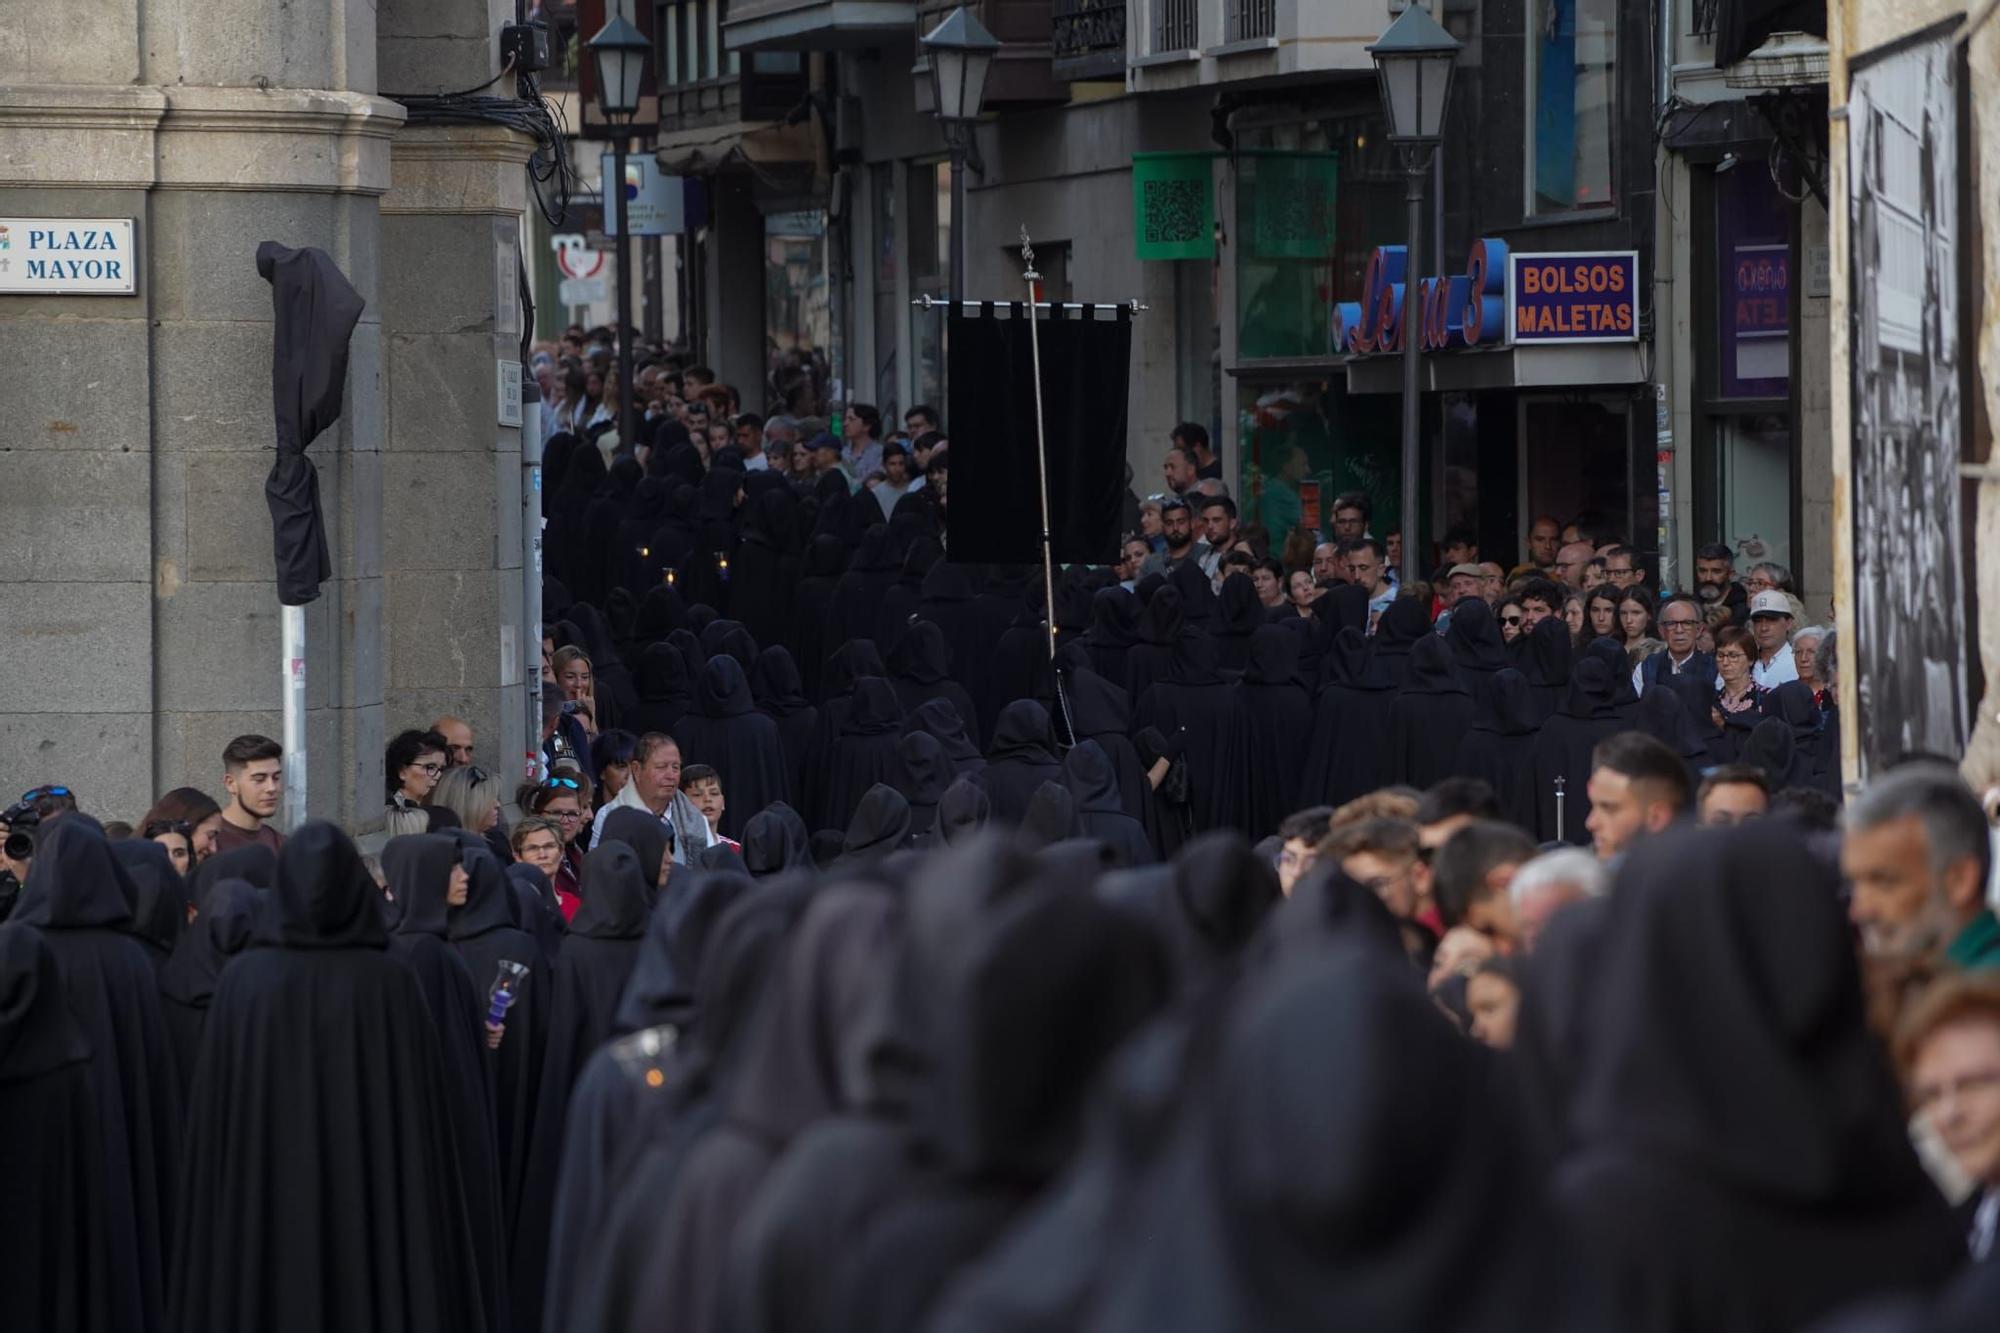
[1333,241,1640,355]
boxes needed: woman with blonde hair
[431,765,503,836]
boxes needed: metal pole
[613,129,636,452]
[281,604,307,828]
[1398,148,1428,591]
[1020,229,1058,667]
[949,135,967,304]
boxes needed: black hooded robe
[817,678,909,835]
[750,646,820,808]
[1228,626,1314,838]
[1136,636,1240,834]
[978,700,1068,827]
[1452,668,1543,830]
[1528,657,1628,844]
[674,655,792,839]
[1385,634,1477,790]
[167,822,489,1333]
[156,879,264,1107]
[887,620,983,751]
[1064,740,1154,866]
[902,697,987,781]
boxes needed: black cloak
[1663,670,1736,765]
[1228,625,1313,837]
[110,839,186,970]
[1063,740,1153,866]
[1528,656,1627,844]
[1300,627,1400,808]
[1555,824,1961,1332]
[1518,614,1574,721]
[1136,635,1239,833]
[841,785,915,865]
[0,922,118,1333]
[1020,780,1083,849]
[895,731,954,846]
[1210,573,1264,675]
[887,620,983,750]
[939,778,993,845]
[750,646,820,806]
[1058,665,1156,840]
[381,837,507,1329]
[1082,585,1143,693]
[701,619,762,678]
[819,677,909,834]
[1443,595,1511,694]
[507,862,569,963]
[798,640,887,824]
[156,878,263,1106]
[1385,633,1476,790]
[829,526,902,653]
[15,819,181,1333]
[788,534,847,697]
[1451,667,1542,829]
[675,655,791,839]
[1122,586,1185,705]
[731,488,799,652]
[628,642,695,739]
[187,841,277,902]
[168,821,489,1333]
[449,846,553,1256]
[256,241,363,606]
[1749,681,1833,796]
[1636,682,1712,771]
[979,700,1067,826]
[512,842,654,1331]
[902,697,986,779]
[742,803,813,879]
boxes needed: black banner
[945,304,1132,566]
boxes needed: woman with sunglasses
[1496,597,1527,644]
[385,728,449,814]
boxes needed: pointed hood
[0,923,92,1081]
[601,807,671,888]
[1216,573,1265,637]
[989,699,1059,764]
[1088,585,1143,649]
[157,879,264,1011]
[382,834,459,938]
[1561,656,1618,719]
[569,842,654,940]
[1021,781,1081,848]
[750,645,811,716]
[824,639,887,698]
[14,817,137,930]
[1521,615,1573,688]
[700,620,761,678]
[447,845,520,941]
[1401,634,1468,696]
[613,868,751,1034]
[1472,668,1539,736]
[939,777,992,845]
[742,803,812,878]
[841,677,905,736]
[841,784,913,862]
[1243,624,1304,687]
[697,654,758,719]
[888,619,953,685]
[263,820,388,948]
[896,730,954,810]
[1444,597,1510,671]
[1062,739,1127,815]
[637,641,695,705]
[111,838,188,956]
[904,697,985,773]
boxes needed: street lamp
[1369,2,1459,591]
[589,12,651,457]
[920,5,999,302]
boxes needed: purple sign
[1507,251,1639,344]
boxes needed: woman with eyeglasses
[527,778,589,916]
[1497,597,1527,644]
[385,728,449,813]
[1711,626,1766,734]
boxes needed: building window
[1153,0,1197,53]
[907,161,950,418]
[1227,0,1276,43]
[766,211,831,417]
[1527,0,1616,215]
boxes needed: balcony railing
[1227,0,1275,42]
[1153,0,1197,52]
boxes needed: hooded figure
[939,778,993,846]
[1385,634,1476,790]
[887,620,983,750]
[1443,596,1511,693]
[169,821,490,1333]
[979,700,1067,826]
[1083,942,1561,1333]
[1555,824,1961,1332]
[818,678,909,834]
[1636,683,1712,772]
[830,526,903,653]
[1518,614,1574,721]
[1528,656,1627,845]
[1063,740,1153,866]
[381,837,507,1328]
[1083,585,1143,693]
[156,878,264,1106]
[14,819,182,1333]
[750,646,820,807]
[512,842,655,1331]
[681,469,745,613]
[1229,626,1313,838]
[538,868,753,1333]
[731,488,799,652]
[701,619,763,679]
[0,920,121,1333]
[1452,668,1542,829]
[742,803,813,879]
[902,697,986,780]
[1058,664,1157,843]
[896,731,954,848]
[1020,780,1083,850]
[1123,586,1186,706]
[187,841,278,903]
[799,640,887,824]
[1210,573,1265,675]
[1747,681,1831,796]
[629,643,696,739]
[111,838,187,971]
[675,656,790,839]
[1136,635,1239,834]
[450,845,553,1256]
[1663,670,1735,765]
[1300,621,1405,808]
[788,534,847,697]
[842,785,915,865]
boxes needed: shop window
[1233,149,1341,360]
[1715,165,1790,397]
[1236,376,1399,559]
[1521,396,1630,539]
[765,211,831,417]
[1527,0,1617,215]
[907,161,949,418]
[1175,258,1220,450]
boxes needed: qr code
[1258,173,1332,247]
[1143,178,1206,246]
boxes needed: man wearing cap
[1746,589,1799,689]
[1444,563,1486,606]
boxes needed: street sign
[559,276,607,306]
[0,218,136,294]
[497,359,522,427]
[599,155,687,237]
[551,234,606,280]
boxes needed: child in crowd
[681,764,741,853]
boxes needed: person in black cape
[1082,584,1143,691]
[507,862,568,962]
[1662,669,1735,764]
[628,642,696,738]
[168,821,489,1333]
[511,841,655,1331]
[1123,585,1185,705]
[731,488,799,653]
[979,700,1067,826]
[1209,573,1263,675]
[1228,625,1313,838]
[1020,780,1083,849]
[1081,939,1562,1333]
[742,803,813,878]
[675,655,790,840]
[1061,740,1152,866]
[938,778,992,845]
[15,818,181,1333]
[1636,681,1712,774]
[828,525,902,654]
[1553,823,1962,1332]
[817,677,908,834]
[874,536,944,650]
[156,877,263,1105]
[110,838,186,971]
[1583,635,1642,726]
[1136,634,1239,834]
[886,619,982,749]
[538,866,752,1332]
[1528,655,1627,844]
[1301,617,1412,808]
[798,639,886,824]
[187,840,277,902]
[563,884,809,1333]
[1385,633,1476,790]
[680,469,745,614]
[380,836,507,1330]
[0,922,123,1333]
[841,784,914,865]
[902,697,986,779]
[701,619,762,679]
[1443,595,1511,695]
[750,646,820,807]
[1518,613,1573,722]
[624,883,901,1333]
[1452,667,1543,829]
[449,845,553,1260]
[895,731,953,847]
[1749,680,1835,797]
[1166,559,1218,630]
[1056,661,1159,840]
[788,534,847,697]
[911,559,985,714]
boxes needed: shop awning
[1340,342,1647,395]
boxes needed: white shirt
[1752,641,1798,691]
[588,781,715,864]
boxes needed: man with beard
[1845,765,2000,977]
[1694,541,1749,626]
[1138,498,1210,579]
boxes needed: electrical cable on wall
[385,60,579,226]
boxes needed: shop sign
[1052,0,1127,82]
[1507,251,1639,344]
[599,156,687,237]
[1332,238,1510,356]
[1729,244,1788,337]
[1132,153,1214,261]
[0,218,136,294]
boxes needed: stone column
[0,1,399,827]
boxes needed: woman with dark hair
[1711,625,1765,736]
[1496,596,1526,644]
[1585,586,1621,642]
[142,786,225,863]
[590,729,639,810]
[1616,586,1657,648]
[385,728,449,813]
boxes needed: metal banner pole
[1554,776,1566,844]
[281,605,307,828]
[1020,229,1059,669]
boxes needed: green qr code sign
[1132,153,1214,261]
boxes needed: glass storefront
[764,210,831,417]
[1236,376,1400,558]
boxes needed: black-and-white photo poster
[1846,21,1970,777]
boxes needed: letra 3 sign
[1333,240,1639,355]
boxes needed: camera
[560,700,586,716]
[1,799,39,862]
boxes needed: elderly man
[1312,541,1345,586]
[1845,764,2000,972]
[1746,590,1800,688]
[431,716,476,769]
[1553,540,1596,591]
[1506,846,1608,951]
